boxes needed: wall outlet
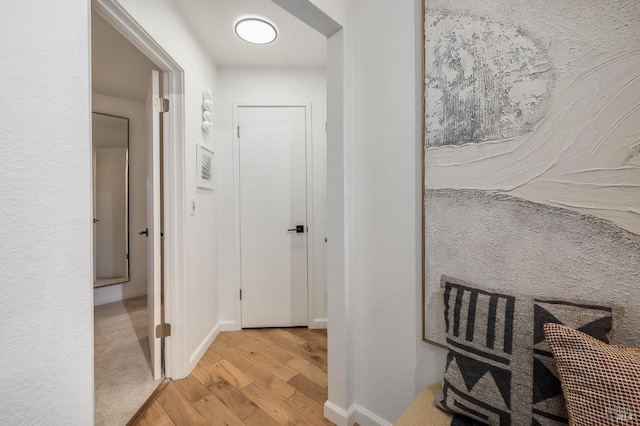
[190,197,196,215]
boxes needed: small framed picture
[196,143,214,189]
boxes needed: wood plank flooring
[132,328,332,426]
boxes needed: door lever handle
[139,228,149,236]
[287,225,305,234]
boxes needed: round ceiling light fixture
[235,18,277,45]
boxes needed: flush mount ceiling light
[235,18,277,45]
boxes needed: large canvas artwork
[423,1,640,346]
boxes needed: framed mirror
[92,112,130,287]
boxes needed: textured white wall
[92,95,148,306]
[216,66,328,328]
[327,0,448,423]
[0,1,93,424]
[115,0,219,372]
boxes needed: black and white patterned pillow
[434,276,624,426]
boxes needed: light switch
[190,197,196,215]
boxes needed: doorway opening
[91,0,187,423]
[91,8,162,424]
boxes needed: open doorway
[91,8,163,424]
[91,1,187,421]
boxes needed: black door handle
[287,225,305,233]
[139,228,149,236]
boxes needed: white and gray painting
[423,1,640,344]
[425,10,553,147]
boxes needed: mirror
[93,112,130,287]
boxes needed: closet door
[239,106,309,328]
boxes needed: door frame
[92,0,188,379]
[233,102,315,329]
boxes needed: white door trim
[233,102,315,329]
[92,0,188,379]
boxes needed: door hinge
[154,98,169,113]
[155,323,172,338]
[240,289,242,300]
[237,126,240,138]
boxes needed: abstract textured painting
[422,0,640,348]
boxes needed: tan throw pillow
[544,323,640,426]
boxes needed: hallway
[132,328,330,425]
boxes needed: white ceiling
[173,0,327,67]
[92,1,326,103]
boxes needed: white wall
[0,1,93,424]
[216,66,328,329]
[92,95,148,306]
[113,0,219,373]
[326,0,448,424]
[349,0,447,422]
[325,27,353,420]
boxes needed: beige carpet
[94,296,161,426]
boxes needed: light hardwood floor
[132,328,333,426]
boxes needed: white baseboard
[324,401,355,426]
[218,320,239,331]
[93,286,147,306]
[217,320,319,331]
[324,401,392,426]
[189,322,221,370]
[353,405,392,426]
[310,318,327,329]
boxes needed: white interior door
[239,106,308,328]
[146,70,162,380]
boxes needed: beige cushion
[394,384,453,426]
[544,323,640,426]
